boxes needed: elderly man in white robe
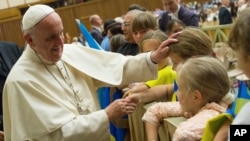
[2,4,176,141]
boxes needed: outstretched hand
[150,32,181,63]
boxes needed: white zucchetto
[22,4,55,31]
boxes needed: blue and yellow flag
[227,80,250,118]
[202,80,250,141]
[110,88,128,141]
[75,19,127,141]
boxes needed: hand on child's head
[169,31,182,39]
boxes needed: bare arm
[126,84,174,104]
[213,119,231,141]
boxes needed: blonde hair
[139,30,168,52]
[178,56,231,104]
[228,8,250,60]
[169,27,213,59]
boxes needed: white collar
[171,4,180,19]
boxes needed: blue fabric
[75,19,103,50]
[98,87,128,141]
[174,80,178,92]
[227,80,250,118]
[101,36,110,51]
[174,80,179,101]
[76,19,128,140]
[109,88,128,141]
[201,80,250,141]
[97,87,111,109]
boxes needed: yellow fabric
[172,93,177,101]
[145,65,177,102]
[201,113,233,141]
[110,134,116,141]
[234,97,249,115]
[146,66,176,88]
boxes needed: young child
[166,19,185,36]
[143,56,233,141]
[124,30,177,141]
[124,30,176,94]
[125,27,214,102]
[124,28,214,141]
[131,12,158,45]
[213,8,250,141]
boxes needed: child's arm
[142,102,183,141]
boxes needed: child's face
[176,80,195,113]
[141,39,159,52]
[167,23,185,36]
[142,39,169,69]
[133,29,153,44]
[169,52,185,71]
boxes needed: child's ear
[193,90,202,104]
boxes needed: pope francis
[3,4,172,141]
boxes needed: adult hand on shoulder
[150,32,181,63]
[105,99,137,122]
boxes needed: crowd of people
[0,0,250,141]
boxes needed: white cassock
[3,44,157,141]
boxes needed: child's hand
[183,112,193,118]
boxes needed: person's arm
[123,82,149,98]
[61,98,137,141]
[213,119,231,141]
[126,84,174,104]
[60,110,110,141]
[143,102,182,141]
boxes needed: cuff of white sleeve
[147,52,157,65]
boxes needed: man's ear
[24,34,34,46]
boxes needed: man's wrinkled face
[26,12,64,63]
[122,14,135,43]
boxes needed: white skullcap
[22,4,55,31]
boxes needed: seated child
[213,8,250,141]
[142,56,234,141]
[125,27,214,102]
[124,30,176,94]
